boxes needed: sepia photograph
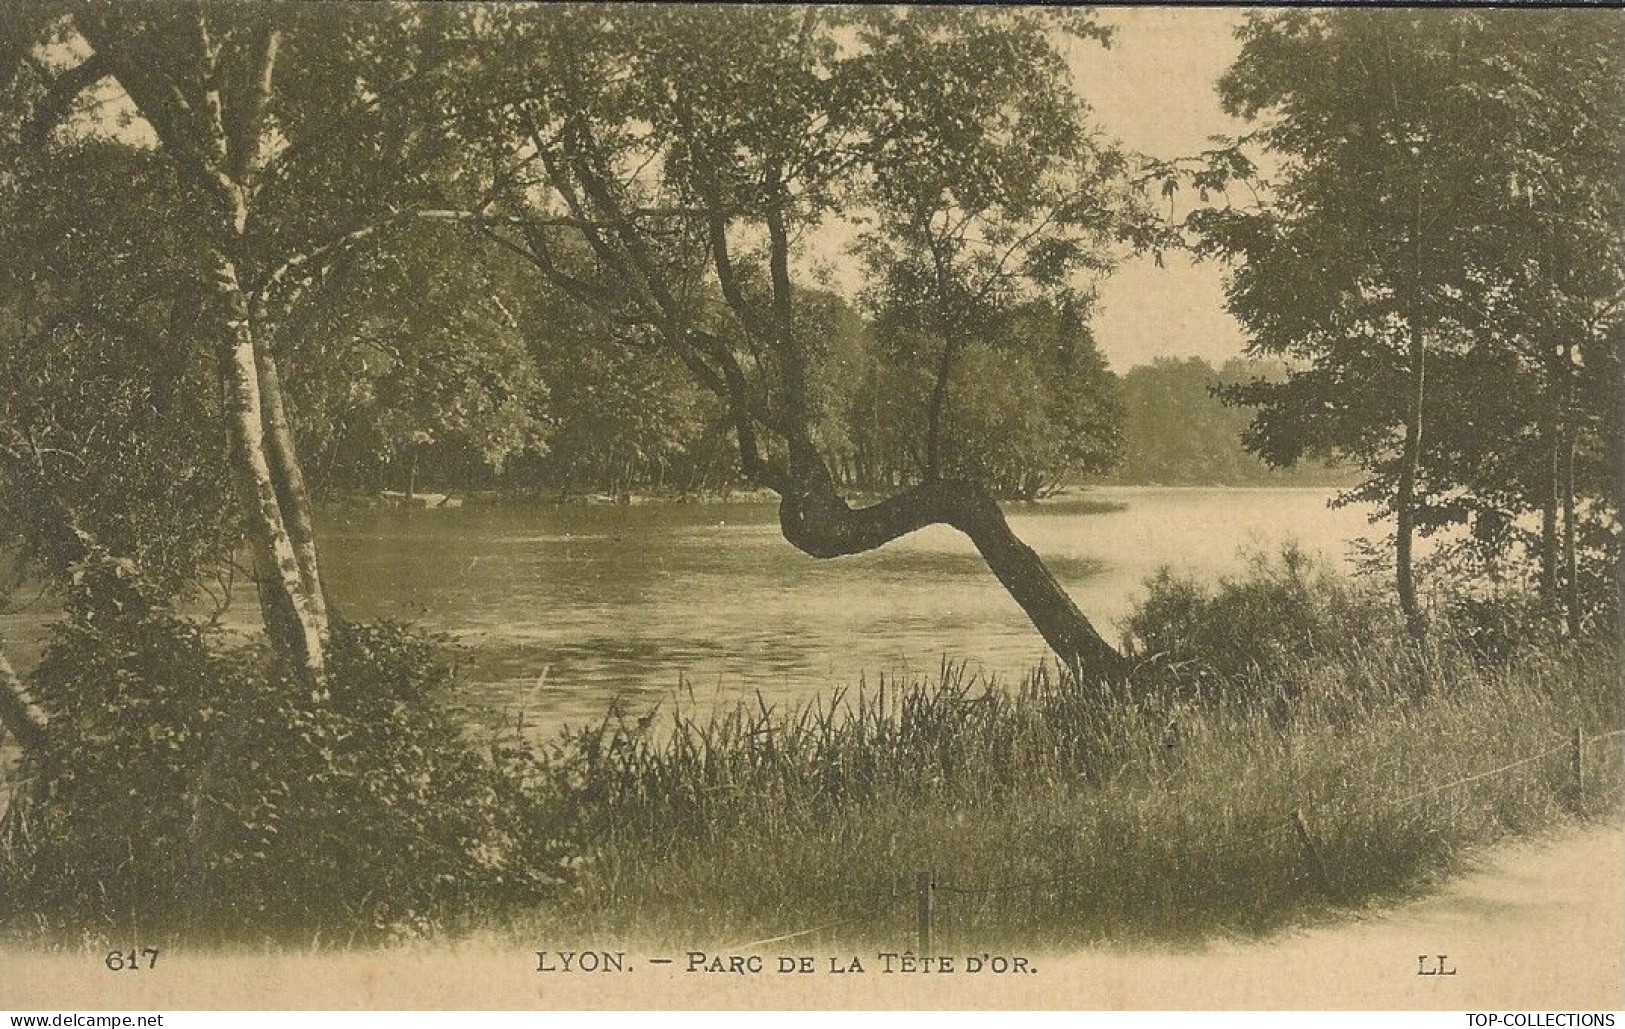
[0,0,1620,1013]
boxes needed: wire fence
[730,724,1625,955]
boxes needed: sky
[1064,8,1252,372]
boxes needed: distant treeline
[301,304,1340,502]
[1104,357,1351,488]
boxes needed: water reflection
[0,487,1373,735]
[313,486,1370,732]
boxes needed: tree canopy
[1184,8,1624,633]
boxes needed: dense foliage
[1,614,574,941]
[1121,545,1398,693]
[1178,9,1624,634]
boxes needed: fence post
[1571,725,1586,810]
[1291,807,1333,897]
[915,869,934,958]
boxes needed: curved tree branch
[26,53,111,149]
[778,477,1127,681]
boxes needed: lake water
[0,487,1378,735]
[315,486,1374,731]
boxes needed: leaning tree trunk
[778,461,1127,683]
[516,132,1128,686]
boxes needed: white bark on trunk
[215,256,328,688]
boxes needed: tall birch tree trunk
[256,346,329,626]
[215,260,329,686]
[70,10,331,687]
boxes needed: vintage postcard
[0,1,1620,1013]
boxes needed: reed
[515,636,1621,949]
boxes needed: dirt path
[1082,824,1624,1010]
[3,824,1620,1010]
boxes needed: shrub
[1120,542,1400,695]
[0,614,576,942]
[1411,540,1584,663]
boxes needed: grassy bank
[506,635,1621,950]
[3,551,1619,950]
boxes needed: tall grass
[512,567,1622,950]
[4,550,1618,949]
